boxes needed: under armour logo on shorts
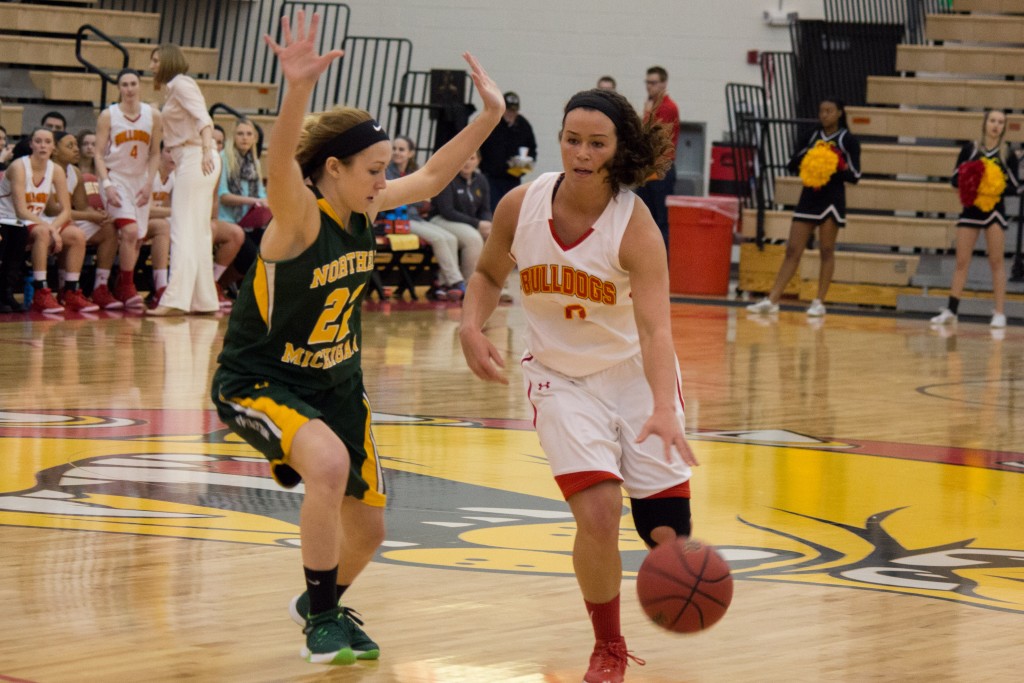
[537,381,550,390]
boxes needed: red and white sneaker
[61,289,100,313]
[146,286,166,310]
[31,287,65,314]
[115,279,144,308]
[216,283,233,309]
[90,284,125,310]
[584,637,644,683]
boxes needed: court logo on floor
[0,409,1021,613]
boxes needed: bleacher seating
[0,106,23,136]
[0,36,217,75]
[0,4,159,40]
[1,0,446,302]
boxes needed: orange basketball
[636,537,733,633]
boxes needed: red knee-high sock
[585,594,621,642]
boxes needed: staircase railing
[75,24,130,108]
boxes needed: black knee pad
[630,496,691,548]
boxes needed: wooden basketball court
[0,301,1021,682]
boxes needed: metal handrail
[75,24,130,107]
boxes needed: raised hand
[264,10,344,88]
[462,52,505,118]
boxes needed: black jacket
[430,170,492,227]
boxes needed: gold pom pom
[974,157,1006,213]
[799,141,839,190]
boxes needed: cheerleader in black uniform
[747,97,860,317]
[931,109,1020,328]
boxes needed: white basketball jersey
[0,156,54,219]
[511,172,639,377]
[105,102,153,181]
[151,171,174,207]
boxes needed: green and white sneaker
[300,607,356,665]
[290,592,380,660]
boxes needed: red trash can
[666,196,739,296]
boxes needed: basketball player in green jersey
[210,11,505,665]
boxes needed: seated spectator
[217,118,270,232]
[76,130,98,176]
[42,111,66,132]
[48,131,118,311]
[387,136,467,301]
[210,124,256,302]
[0,125,27,310]
[0,127,73,313]
[429,149,490,294]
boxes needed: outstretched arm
[260,10,344,261]
[380,53,504,211]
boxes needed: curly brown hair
[562,89,673,194]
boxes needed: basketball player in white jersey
[0,128,72,313]
[460,89,699,683]
[94,68,163,307]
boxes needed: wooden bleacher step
[774,176,962,215]
[868,75,1024,110]
[846,106,1024,142]
[0,3,159,41]
[0,36,217,76]
[860,144,958,177]
[897,44,1024,77]
[926,12,1024,43]
[30,72,278,113]
[0,106,24,137]
[741,210,957,250]
[952,0,1024,13]
[800,250,921,286]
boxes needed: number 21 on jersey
[309,284,366,344]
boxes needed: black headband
[301,119,390,177]
[563,93,623,132]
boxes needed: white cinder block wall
[339,0,823,185]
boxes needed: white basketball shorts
[520,351,691,499]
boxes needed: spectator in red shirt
[636,66,680,245]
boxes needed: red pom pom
[830,145,848,172]
[958,159,984,208]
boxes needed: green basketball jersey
[216,196,376,390]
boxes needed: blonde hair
[296,106,372,181]
[152,44,189,87]
[225,118,262,183]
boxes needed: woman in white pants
[148,44,221,316]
